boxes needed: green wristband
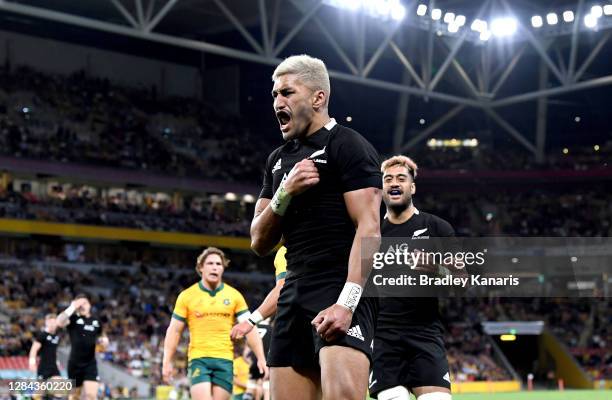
[270,183,292,216]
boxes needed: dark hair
[74,293,89,301]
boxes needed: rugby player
[57,294,108,400]
[162,247,268,400]
[29,313,62,400]
[370,155,457,400]
[232,343,250,400]
[251,54,382,400]
[29,313,61,381]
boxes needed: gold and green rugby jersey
[173,282,249,361]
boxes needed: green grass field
[367,390,611,400]
[452,390,610,400]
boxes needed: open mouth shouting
[276,109,292,133]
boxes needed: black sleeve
[67,313,78,332]
[431,215,459,255]
[259,149,279,200]
[33,331,43,343]
[330,128,382,192]
[434,217,456,237]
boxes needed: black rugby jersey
[378,209,455,330]
[260,119,381,271]
[33,330,60,371]
[67,313,102,365]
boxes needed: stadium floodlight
[605,5,612,15]
[443,12,455,23]
[490,17,517,37]
[546,13,558,25]
[471,18,486,32]
[328,0,361,11]
[432,8,442,20]
[584,13,598,28]
[562,11,574,22]
[371,0,390,17]
[455,15,466,26]
[416,4,427,16]
[479,30,491,41]
[531,15,543,28]
[389,1,406,21]
[448,23,459,33]
[591,5,603,18]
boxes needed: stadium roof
[1,0,611,156]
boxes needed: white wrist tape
[237,311,251,323]
[248,310,264,326]
[270,175,291,216]
[64,304,76,317]
[336,282,362,312]
[29,357,36,367]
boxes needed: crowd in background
[1,66,611,186]
[0,183,251,236]
[3,254,610,386]
[415,142,611,172]
[0,64,610,395]
[439,298,611,381]
[0,66,270,183]
[0,259,271,391]
[3,182,610,238]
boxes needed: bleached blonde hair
[272,54,331,106]
[381,155,418,179]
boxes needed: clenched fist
[284,159,320,196]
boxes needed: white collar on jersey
[383,207,419,220]
[324,118,337,131]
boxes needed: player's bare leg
[191,382,213,400]
[255,378,264,400]
[211,384,231,400]
[82,380,98,400]
[270,367,321,400]
[412,386,452,399]
[319,346,369,400]
[68,386,81,400]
